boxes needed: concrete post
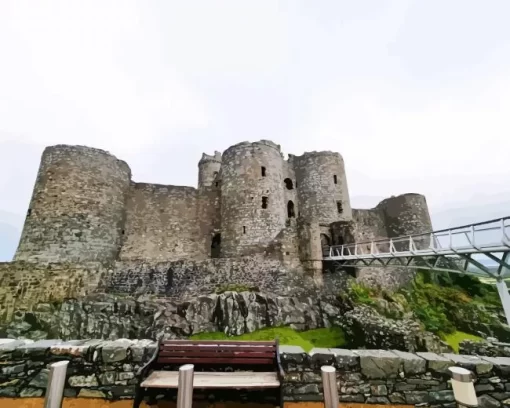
[449,366,478,408]
[321,365,338,408]
[496,279,510,326]
[44,361,69,408]
[177,364,194,408]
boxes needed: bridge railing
[327,216,510,259]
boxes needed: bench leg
[132,384,145,408]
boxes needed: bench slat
[156,357,275,365]
[158,351,275,358]
[160,340,275,346]
[141,371,280,389]
[159,345,275,353]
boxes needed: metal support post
[496,279,510,326]
[44,361,69,408]
[449,366,478,407]
[321,366,338,408]
[177,364,194,408]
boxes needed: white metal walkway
[324,216,510,324]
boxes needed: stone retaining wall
[1,339,510,407]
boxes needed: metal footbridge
[324,216,510,324]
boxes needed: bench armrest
[136,339,161,378]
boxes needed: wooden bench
[133,339,284,408]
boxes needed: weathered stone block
[366,396,390,404]
[429,389,455,403]
[417,352,453,373]
[28,369,48,388]
[19,340,63,358]
[370,384,388,396]
[330,348,359,370]
[404,390,430,404]
[308,347,335,367]
[443,353,493,375]
[280,346,308,370]
[478,394,502,408]
[68,374,99,387]
[484,357,510,376]
[101,339,133,363]
[339,394,365,403]
[78,389,107,398]
[392,349,426,375]
[20,388,43,397]
[354,350,400,379]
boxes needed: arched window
[262,196,268,209]
[333,175,338,184]
[337,201,343,214]
[287,200,295,218]
[284,178,294,190]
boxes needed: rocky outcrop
[328,305,451,353]
[0,291,450,353]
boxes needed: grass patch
[190,326,346,352]
[442,331,484,353]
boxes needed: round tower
[377,193,433,237]
[293,151,352,224]
[14,145,131,264]
[220,140,286,257]
[198,151,222,188]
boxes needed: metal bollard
[177,364,194,408]
[449,366,478,407]
[321,365,339,408]
[44,360,69,408]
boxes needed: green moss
[215,284,259,294]
[190,326,346,352]
[442,331,484,353]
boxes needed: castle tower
[377,193,433,238]
[198,151,222,188]
[293,151,352,224]
[14,145,131,264]
[220,140,286,257]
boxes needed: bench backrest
[156,340,278,367]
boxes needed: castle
[13,140,432,285]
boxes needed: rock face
[0,291,450,353]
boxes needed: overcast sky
[1,0,510,261]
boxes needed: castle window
[334,175,338,184]
[121,229,125,235]
[215,182,219,187]
[27,209,32,217]
[337,201,343,214]
[211,233,221,258]
[243,226,246,234]
[284,178,294,190]
[287,200,295,218]
[261,166,266,177]
[262,196,268,209]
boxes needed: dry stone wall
[0,339,509,407]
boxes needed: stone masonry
[0,339,508,407]
[11,140,433,291]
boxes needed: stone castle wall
[118,183,207,261]
[0,262,102,323]
[220,141,287,257]
[15,145,131,264]
[0,339,508,407]
[102,257,298,299]
[292,152,352,224]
